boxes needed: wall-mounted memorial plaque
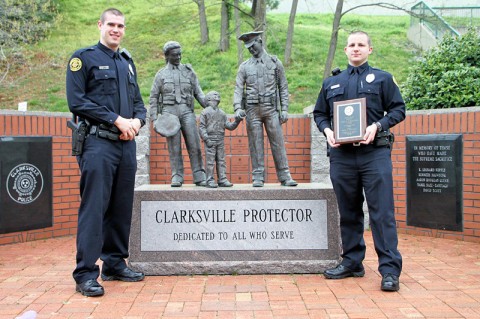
[333,98,366,144]
[0,137,53,234]
[406,134,462,231]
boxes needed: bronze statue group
[150,32,297,189]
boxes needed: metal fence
[432,6,480,34]
[410,1,459,40]
[411,1,480,40]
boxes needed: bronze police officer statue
[150,41,207,187]
[234,31,297,187]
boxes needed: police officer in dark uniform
[234,31,297,187]
[66,8,146,297]
[313,31,405,291]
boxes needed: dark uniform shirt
[66,42,146,125]
[313,62,405,134]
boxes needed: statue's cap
[238,31,263,48]
[163,41,181,54]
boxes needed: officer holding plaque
[313,31,406,291]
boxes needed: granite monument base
[129,183,341,275]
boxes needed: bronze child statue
[199,91,242,188]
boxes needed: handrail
[411,1,460,39]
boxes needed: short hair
[348,30,372,47]
[163,41,182,55]
[100,8,124,23]
[205,91,220,102]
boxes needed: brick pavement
[1,232,480,318]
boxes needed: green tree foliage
[0,0,59,46]
[402,29,480,109]
[0,0,59,84]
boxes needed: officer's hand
[130,118,142,135]
[280,111,288,124]
[361,123,378,145]
[115,116,136,141]
[324,128,340,148]
[235,109,246,121]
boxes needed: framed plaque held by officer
[333,97,367,144]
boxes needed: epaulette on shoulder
[184,63,193,71]
[120,48,132,60]
[331,67,341,77]
[370,66,390,76]
[270,55,278,62]
[77,46,95,55]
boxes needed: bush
[0,0,59,45]
[402,28,480,109]
[0,0,58,84]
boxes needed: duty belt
[247,95,274,105]
[350,131,394,147]
[89,124,121,141]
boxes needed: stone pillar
[307,109,331,184]
[135,119,150,188]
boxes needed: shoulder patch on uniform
[392,76,398,86]
[69,58,82,72]
[120,48,132,60]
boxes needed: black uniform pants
[73,134,137,284]
[329,144,402,276]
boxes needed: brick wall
[0,107,479,245]
[390,107,480,243]
[0,111,79,245]
[149,116,311,185]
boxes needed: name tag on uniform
[330,84,340,89]
[99,66,109,70]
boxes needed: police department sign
[0,136,52,234]
[6,163,44,204]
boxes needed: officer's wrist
[374,122,382,132]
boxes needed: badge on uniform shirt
[128,64,134,76]
[366,73,375,83]
[99,66,109,70]
[69,58,82,72]
[330,84,340,89]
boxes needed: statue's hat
[154,112,181,137]
[238,31,263,48]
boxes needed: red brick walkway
[1,232,480,318]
